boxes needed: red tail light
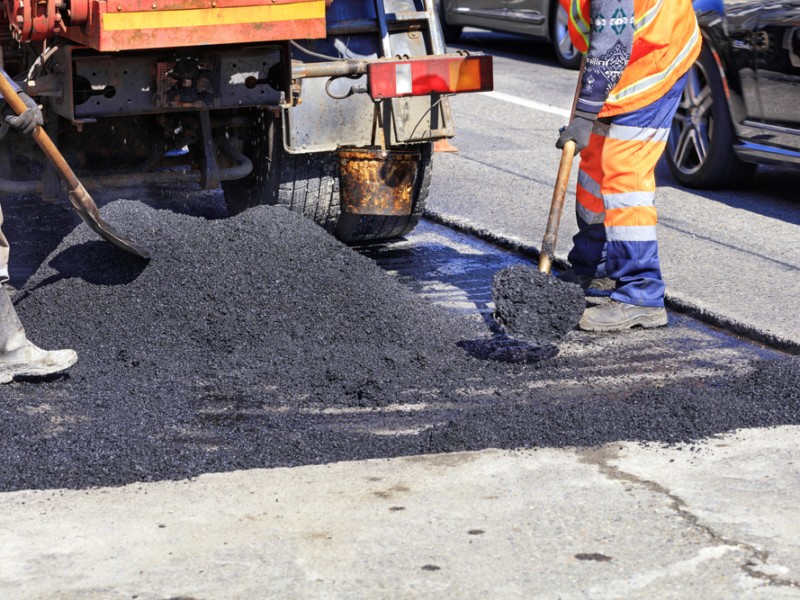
[367,55,493,100]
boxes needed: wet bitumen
[0,201,799,492]
[491,264,585,343]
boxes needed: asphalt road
[2,30,800,599]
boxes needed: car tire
[666,43,756,189]
[551,2,581,70]
[435,0,463,45]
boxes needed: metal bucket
[338,147,420,216]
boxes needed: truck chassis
[0,0,491,242]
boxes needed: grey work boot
[579,299,668,332]
[0,341,78,384]
[556,269,615,292]
[0,287,77,384]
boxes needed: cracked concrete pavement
[2,426,799,599]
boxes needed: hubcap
[555,5,578,62]
[668,62,714,175]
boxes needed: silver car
[435,0,580,68]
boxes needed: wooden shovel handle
[537,56,586,275]
[538,140,575,274]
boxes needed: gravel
[492,264,585,343]
[0,200,799,492]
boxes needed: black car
[667,0,800,188]
[435,0,581,69]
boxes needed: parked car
[435,0,581,69]
[667,0,800,188]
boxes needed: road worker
[555,0,701,331]
[0,70,77,383]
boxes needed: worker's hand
[1,92,43,136]
[556,114,595,154]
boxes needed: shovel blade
[69,186,151,260]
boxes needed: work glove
[1,92,43,136]
[556,113,596,154]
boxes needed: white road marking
[482,90,570,118]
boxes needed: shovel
[491,62,587,344]
[0,76,150,259]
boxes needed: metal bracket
[198,110,220,190]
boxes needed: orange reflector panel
[368,55,493,100]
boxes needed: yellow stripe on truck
[102,0,325,31]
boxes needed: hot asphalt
[0,199,798,494]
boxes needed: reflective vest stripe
[569,0,591,51]
[634,0,664,32]
[607,26,700,105]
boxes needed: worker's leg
[0,202,9,284]
[0,204,77,383]
[579,75,687,331]
[0,286,77,384]
[601,76,686,307]
[565,129,609,279]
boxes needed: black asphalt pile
[492,265,585,343]
[1,201,800,491]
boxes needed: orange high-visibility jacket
[560,0,702,117]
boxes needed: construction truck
[0,0,492,242]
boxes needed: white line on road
[482,91,570,118]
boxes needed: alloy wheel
[668,62,714,176]
[553,4,580,67]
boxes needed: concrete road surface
[2,427,799,599]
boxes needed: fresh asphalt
[1,30,799,599]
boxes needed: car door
[447,0,507,26]
[502,0,549,35]
[722,0,762,126]
[751,0,800,150]
[446,0,547,36]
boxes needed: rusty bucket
[338,147,420,216]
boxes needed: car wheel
[551,3,581,69]
[435,0,463,45]
[666,43,756,189]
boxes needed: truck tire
[222,111,340,234]
[222,111,432,243]
[335,142,432,243]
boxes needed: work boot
[0,287,77,384]
[557,269,615,292]
[579,299,668,332]
[0,341,77,384]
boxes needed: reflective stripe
[569,0,591,50]
[578,169,602,199]
[606,124,669,143]
[608,26,700,105]
[605,225,658,242]
[604,191,655,210]
[577,169,605,224]
[634,0,664,32]
[577,201,605,225]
